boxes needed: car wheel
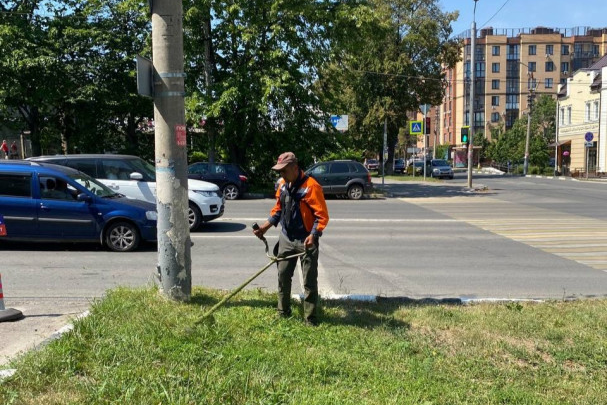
[222,183,240,200]
[449,175,454,179]
[188,201,202,231]
[105,221,140,252]
[347,184,364,200]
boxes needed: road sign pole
[382,118,387,188]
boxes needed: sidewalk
[0,297,91,367]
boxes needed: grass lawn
[1,287,606,404]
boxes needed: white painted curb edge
[0,310,90,383]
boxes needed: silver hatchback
[429,159,454,179]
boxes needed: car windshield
[69,172,116,197]
[432,160,448,166]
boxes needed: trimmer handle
[252,222,266,241]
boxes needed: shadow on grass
[189,290,462,330]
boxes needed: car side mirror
[77,193,92,203]
[130,172,144,180]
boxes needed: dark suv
[305,160,372,200]
[188,162,249,200]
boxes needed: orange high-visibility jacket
[269,171,329,240]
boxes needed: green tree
[183,0,344,182]
[319,0,460,173]
[0,0,153,156]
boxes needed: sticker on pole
[0,214,6,236]
[175,124,187,147]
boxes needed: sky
[440,0,607,37]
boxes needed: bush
[543,167,555,176]
[189,151,207,163]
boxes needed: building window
[506,95,519,109]
[507,44,519,60]
[475,62,485,78]
[567,106,572,124]
[492,45,500,56]
[528,45,537,55]
[491,96,500,106]
[545,61,554,72]
[561,62,569,74]
[561,44,569,55]
[492,62,500,73]
[492,79,500,89]
[506,79,518,93]
[560,78,567,85]
[585,102,591,122]
[593,44,599,56]
[491,112,500,122]
[528,78,537,89]
[474,112,484,127]
[546,45,554,55]
[594,101,600,120]
[544,78,553,88]
[560,108,565,125]
[528,62,536,72]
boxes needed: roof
[28,154,140,161]
[588,54,607,70]
[557,82,568,98]
[591,72,602,91]
[0,159,79,174]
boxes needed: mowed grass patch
[1,287,606,404]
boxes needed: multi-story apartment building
[439,26,607,150]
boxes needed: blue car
[0,160,157,252]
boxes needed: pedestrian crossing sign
[410,121,423,135]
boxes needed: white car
[28,154,224,230]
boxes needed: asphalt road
[3,173,607,365]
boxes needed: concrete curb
[293,293,547,306]
[0,310,90,382]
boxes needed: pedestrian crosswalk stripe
[400,196,607,272]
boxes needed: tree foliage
[318,0,460,172]
[487,95,556,167]
[0,0,152,156]
[2,0,459,182]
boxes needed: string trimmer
[195,223,305,324]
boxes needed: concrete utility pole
[468,0,478,188]
[152,0,192,301]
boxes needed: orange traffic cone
[0,273,24,322]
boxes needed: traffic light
[461,126,470,144]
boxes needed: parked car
[0,160,157,252]
[428,159,454,179]
[406,161,425,175]
[27,154,224,231]
[364,159,379,171]
[393,158,406,174]
[305,160,372,200]
[188,162,248,200]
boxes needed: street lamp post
[523,71,536,176]
[467,0,478,188]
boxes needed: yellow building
[556,55,607,175]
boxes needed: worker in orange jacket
[253,152,329,325]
